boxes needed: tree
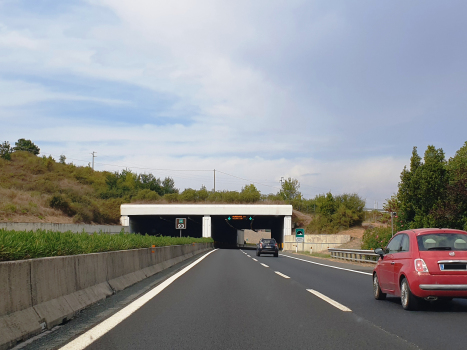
[383,194,400,214]
[397,147,423,229]
[418,145,447,226]
[396,144,451,229]
[59,155,66,164]
[447,141,467,182]
[14,138,40,155]
[240,184,261,203]
[279,177,301,201]
[0,141,12,160]
[162,177,177,195]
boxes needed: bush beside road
[0,229,213,261]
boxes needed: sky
[1,0,467,208]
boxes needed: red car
[373,228,467,310]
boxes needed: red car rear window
[417,234,467,251]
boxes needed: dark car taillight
[260,243,262,248]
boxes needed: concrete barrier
[0,223,129,234]
[284,234,351,252]
[0,243,213,350]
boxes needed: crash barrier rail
[328,248,379,264]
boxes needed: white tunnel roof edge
[121,204,293,216]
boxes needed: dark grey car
[256,238,279,257]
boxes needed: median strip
[274,271,290,279]
[307,289,352,312]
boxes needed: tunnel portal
[120,204,292,249]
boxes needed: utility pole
[213,169,216,192]
[91,151,97,170]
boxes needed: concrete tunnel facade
[120,204,293,248]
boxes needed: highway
[21,249,467,350]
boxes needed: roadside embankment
[0,242,213,350]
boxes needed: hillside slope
[0,152,122,224]
[0,152,284,224]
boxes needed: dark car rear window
[417,234,467,251]
[262,239,275,244]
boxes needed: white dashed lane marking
[307,289,352,312]
[274,271,290,279]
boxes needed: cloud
[1,0,467,208]
[0,79,128,108]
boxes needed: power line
[216,170,281,190]
[41,151,338,198]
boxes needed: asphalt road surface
[20,249,467,350]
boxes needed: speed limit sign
[176,218,187,229]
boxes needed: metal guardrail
[328,248,379,264]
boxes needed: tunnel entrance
[121,204,292,249]
[210,215,284,248]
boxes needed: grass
[294,250,332,259]
[0,229,214,261]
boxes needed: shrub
[307,193,365,233]
[13,139,40,155]
[179,188,198,202]
[164,193,179,203]
[133,189,161,201]
[4,204,17,213]
[240,184,261,203]
[49,195,75,216]
[361,227,393,250]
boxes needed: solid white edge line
[307,289,352,312]
[59,249,218,350]
[260,263,269,268]
[282,254,372,276]
[252,258,258,261]
[274,271,290,279]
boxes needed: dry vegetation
[0,152,280,224]
[0,152,120,224]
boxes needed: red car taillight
[414,259,429,273]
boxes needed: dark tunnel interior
[129,215,285,249]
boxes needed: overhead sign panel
[227,216,254,221]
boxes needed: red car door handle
[391,262,395,265]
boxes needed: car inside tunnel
[128,214,285,249]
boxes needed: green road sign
[295,228,304,242]
[176,218,186,229]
